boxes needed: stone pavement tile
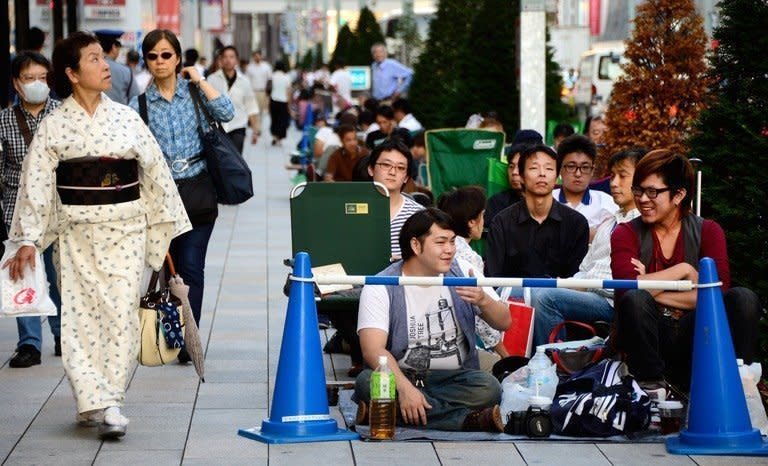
[434,441,525,464]
[269,441,354,466]
[351,441,441,465]
[3,450,96,465]
[597,443,696,465]
[516,442,611,465]
[183,457,267,466]
[0,434,19,461]
[184,408,268,461]
[98,428,189,452]
[194,382,268,409]
[7,424,101,459]
[201,360,269,383]
[691,456,768,465]
[94,449,183,465]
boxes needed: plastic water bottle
[369,355,397,440]
[737,359,768,435]
[527,346,553,399]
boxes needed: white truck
[573,41,626,119]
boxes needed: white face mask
[20,80,50,105]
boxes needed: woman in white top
[269,60,292,145]
[438,186,508,358]
[366,139,423,260]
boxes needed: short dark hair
[375,105,395,120]
[359,110,375,126]
[518,144,560,176]
[557,134,597,164]
[274,60,288,72]
[391,97,411,115]
[336,124,357,140]
[368,138,415,177]
[11,50,50,79]
[399,208,454,261]
[632,149,694,215]
[437,186,486,238]
[28,27,46,51]
[608,147,647,171]
[220,45,238,58]
[553,122,575,139]
[183,48,199,66]
[52,31,99,98]
[363,97,379,113]
[142,29,182,73]
[126,50,140,65]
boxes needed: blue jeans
[529,288,614,347]
[169,222,215,326]
[16,246,62,351]
[355,368,501,431]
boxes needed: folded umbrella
[166,254,205,381]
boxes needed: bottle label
[371,371,396,399]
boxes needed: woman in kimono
[3,32,191,439]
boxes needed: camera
[503,406,553,438]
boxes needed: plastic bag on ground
[500,360,558,416]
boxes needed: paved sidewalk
[0,126,759,465]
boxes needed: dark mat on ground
[338,390,668,442]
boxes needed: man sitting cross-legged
[528,148,646,346]
[354,208,511,432]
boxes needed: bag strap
[551,347,604,375]
[548,320,596,344]
[189,84,223,132]
[145,253,177,294]
[138,93,149,126]
[13,105,33,148]
[188,83,209,137]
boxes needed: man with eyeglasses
[554,134,618,240]
[0,51,62,367]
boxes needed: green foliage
[300,47,314,70]
[352,7,386,66]
[409,0,479,129]
[454,0,520,134]
[688,0,768,363]
[395,2,422,67]
[331,23,354,66]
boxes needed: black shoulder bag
[139,93,218,226]
[188,85,254,205]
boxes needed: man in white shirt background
[245,50,272,136]
[392,97,423,133]
[329,57,353,115]
[207,46,260,153]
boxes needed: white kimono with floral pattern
[9,95,192,413]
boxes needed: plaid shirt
[0,98,61,229]
[129,78,234,180]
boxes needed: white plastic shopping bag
[0,241,56,317]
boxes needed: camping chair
[289,181,391,373]
[425,128,505,200]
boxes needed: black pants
[227,128,246,154]
[269,99,290,139]
[615,287,760,388]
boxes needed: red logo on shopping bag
[13,288,36,305]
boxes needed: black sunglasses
[146,51,175,61]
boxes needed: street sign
[348,66,371,91]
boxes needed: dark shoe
[462,405,504,432]
[347,363,364,378]
[9,345,41,368]
[177,348,191,364]
[355,400,369,426]
[317,313,331,330]
[54,336,62,357]
[323,332,350,354]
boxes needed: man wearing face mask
[0,51,62,368]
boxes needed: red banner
[156,0,180,34]
[589,0,601,36]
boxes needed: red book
[502,300,535,358]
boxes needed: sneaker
[639,380,670,402]
[355,400,369,426]
[54,336,62,357]
[9,345,41,368]
[462,405,505,432]
[317,313,331,330]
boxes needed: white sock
[103,407,129,427]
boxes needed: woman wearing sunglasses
[129,29,234,363]
[610,149,760,395]
[4,31,191,439]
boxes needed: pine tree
[395,2,421,67]
[688,0,768,313]
[331,23,354,66]
[603,0,708,173]
[409,0,477,129]
[348,7,385,66]
[455,0,520,134]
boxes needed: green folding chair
[425,129,505,199]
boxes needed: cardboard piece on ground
[313,263,353,296]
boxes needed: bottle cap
[736,358,744,366]
[528,395,552,408]
[536,345,546,353]
[378,355,388,366]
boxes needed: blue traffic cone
[238,252,359,444]
[667,257,768,456]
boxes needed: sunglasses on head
[146,51,174,61]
